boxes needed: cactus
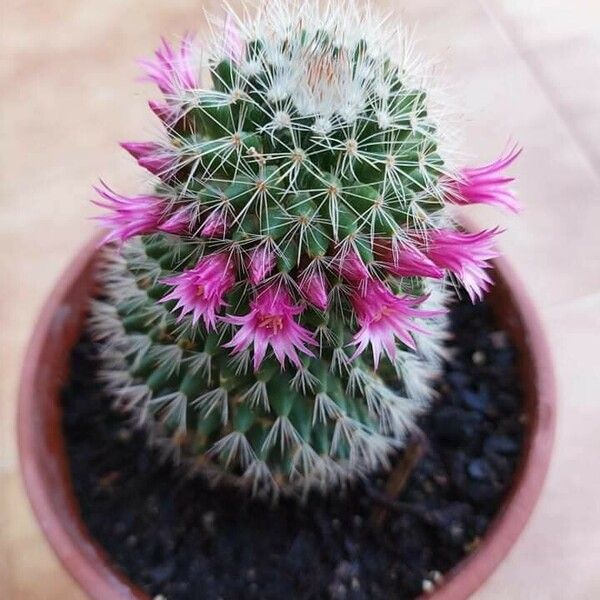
[90,1,519,496]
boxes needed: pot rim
[420,244,556,599]
[17,236,148,600]
[17,234,556,600]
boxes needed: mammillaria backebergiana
[90,0,520,496]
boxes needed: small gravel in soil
[63,298,524,600]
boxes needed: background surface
[1,1,599,598]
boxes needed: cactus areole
[91,1,520,496]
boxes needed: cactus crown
[91,0,519,496]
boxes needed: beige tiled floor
[1,1,599,598]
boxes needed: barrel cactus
[90,1,519,496]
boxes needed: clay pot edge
[17,234,557,600]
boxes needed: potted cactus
[18,2,555,599]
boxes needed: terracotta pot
[18,236,556,600]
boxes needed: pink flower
[224,285,316,370]
[148,100,179,124]
[93,182,163,243]
[338,247,371,282]
[161,253,235,330]
[425,228,501,302]
[298,270,329,310]
[223,15,244,62]
[351,280,439,368]
[93,182,192,242]
[139,33,199,96]
[247,245,276,285]
[200,209,229,237]
[377,240,443,279]
[148,100,175,124]
[445,147,522,213]
[159,205,193,235]
[120,141,176,176]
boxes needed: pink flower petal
[298,270,329,310]
[424,228,501,302]
[139,33,199,96]
[199,209,229,238]
[120,141,176,176]
[377,239,443,279]
[444,146,522,213]
[338,247,371,282]
[223,285,316,371]
[223,14,244,62]
[350,280,441,367]
[93,181,164,243]
[247,245,276,285]
[161,253,235,330]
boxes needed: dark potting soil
[62,298,525,600]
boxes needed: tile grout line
[477,0,600,185]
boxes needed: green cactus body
[90,2,517,495]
